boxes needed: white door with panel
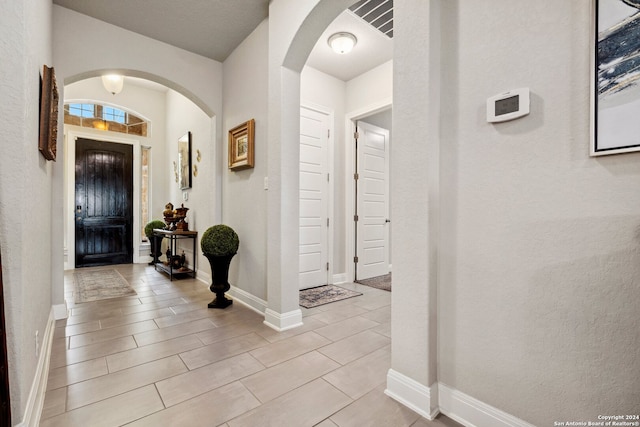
[356,121,390,280]
[299,106,331,289]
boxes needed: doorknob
[385,219,391,223]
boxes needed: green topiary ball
[201,224,239,257]
[144,220,167,239]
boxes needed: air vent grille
[349,0,393,38]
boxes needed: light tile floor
[41,264,462,427]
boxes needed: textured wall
[0,0,54,421]
[165,90,214,279]
[437,1,640,424]
[222,19,270,301]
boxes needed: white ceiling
[306,11,393,82]
[52,0,392,83]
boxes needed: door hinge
[326,262,330,271]
[354,131,359,139]
[354,215,359,222]
[327,218,330,227]
[327,173,330,182]
[328,129,330,138]
[354,173,359,180]
[354,256,359,263]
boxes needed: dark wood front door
[75,138,133,267]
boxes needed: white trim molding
[263,308,303,332]
[438,383,536,427]
[17,308,56,427]
[52,303,68,320]
[228,286,267,316]
[197,274,303,331]
[332,273,348,284]
[197,274,267,317]
[385,369,439,420]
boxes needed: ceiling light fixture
[101,74,124,95]
[328,32,357,54]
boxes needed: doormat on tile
[299,284,362,308]
[74,268,137,303]
[356,273,391,292]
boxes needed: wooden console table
[153,229,197,280]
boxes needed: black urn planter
[148,235,163,265]
[205,253,235,309]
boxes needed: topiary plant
[201,224,239,257]
[144,220,166,239]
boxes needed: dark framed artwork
[39,65,59,161]
[178,131,192,189]
[228,119,255,170]
[593,0,640,155]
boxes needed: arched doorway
[269,0,441,419]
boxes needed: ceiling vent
[349,0,393,38]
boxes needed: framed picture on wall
[39,65,59,161]
[228,119,255,170]
[178,131,192,189]
[592,0,640,155]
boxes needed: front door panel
[75,138,133,267]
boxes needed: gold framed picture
[228,119,255,170]
[39,65,59,161]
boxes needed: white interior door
[356,121,390,280]
[299,106,330,289]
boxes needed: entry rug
[356,273,391,292]
[299,284,362,308]
[74,268,137,303]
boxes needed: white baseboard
[52,303,68,320]
[385,369,439,420]
[196,275,267,317]
[332,273,348,284]
[16,308,56,427]
[438,383,536,427]
[263,308,303,332]
[228,285,267,316]
[196,271,211,286]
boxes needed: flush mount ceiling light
[328,32,357,54]
[101,74,124,95]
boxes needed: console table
[153,229,197,280]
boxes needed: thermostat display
[487,88,530,123]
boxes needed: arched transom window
[64,103,148,137]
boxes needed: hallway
[41,265,459,426]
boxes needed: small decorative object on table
[174,204,189,231]
[163,202,175,229]
[201,224,239,309]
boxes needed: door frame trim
[344,98,392,282]
[300,101,335,287]
[65,129,141,269]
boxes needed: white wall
[0,0,54,422]
[346,60,393,113]
[165,89,214,278]
[222,20,270,301]
[434,1,640,424]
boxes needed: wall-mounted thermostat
[486,87,530,123]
